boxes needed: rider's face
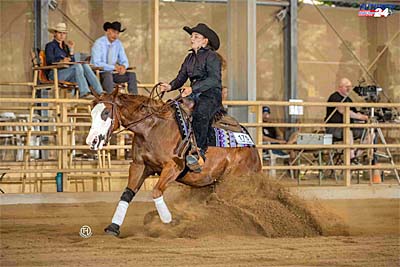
[190,32,208,51]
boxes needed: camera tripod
[360,109,400,184]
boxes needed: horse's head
[86,86,174,150]
[86,89,122,150]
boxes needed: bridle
[95,84,183,146]
[96,100,155,146]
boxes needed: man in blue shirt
[91,21,138,94]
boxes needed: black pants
[100,71,138,94]
[192,89,222,150]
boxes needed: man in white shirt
[91,21,138,94]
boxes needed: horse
[86,89,261,236]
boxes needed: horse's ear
[89,86,101,100]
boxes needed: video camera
[354,85,398,122]
[353,85,382,102]
[359,106,398,123]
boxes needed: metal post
[247,0,257,139]
[34,0,49,51]
[228,0,257,127]
[284,0,298,129]
[34,0,50,159]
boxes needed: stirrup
[186,154,204,173]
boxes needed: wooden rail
[1,98,399,191]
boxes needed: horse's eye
[101,109,110,120]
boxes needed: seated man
[262,106,297,158]
[45,22,103,98]
[91,21,138,94]
[325,77,369,162]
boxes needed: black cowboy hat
[103,21,126,32]
[183,23,220,51]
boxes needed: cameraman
[325,78,369,161]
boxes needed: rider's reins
[98,84,183,145]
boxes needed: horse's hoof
[104,223,120,237]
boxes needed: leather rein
[97,98,176,145]
[97,84,182,145]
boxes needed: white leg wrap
[153,196,172,223]
[111,200,129,226]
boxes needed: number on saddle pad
[233,132,254,145]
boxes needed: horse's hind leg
[105,163,149,236]
[152,161,183,224]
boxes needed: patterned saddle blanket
[170,100,255,148]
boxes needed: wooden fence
[0,97,399,192]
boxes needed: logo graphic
[358,3,394,17]
[79,225,93,238]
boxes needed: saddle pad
[170,100,255,148]
[212,127,255,148]
[169,100,189,139]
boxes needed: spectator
[45,22,103,98]
[262,106,297,157]
[325,77,369,161]
[91,21,138,94]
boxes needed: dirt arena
[1,175,399,266]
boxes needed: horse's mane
[116,94,174,119]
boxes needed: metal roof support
[34,0,49,51]
[34,0,50,159]
[284,0,298,128]
[227,0,257,133]
[247,0,257,138]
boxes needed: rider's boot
[186,148,206,173]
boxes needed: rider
[160,23,223,168]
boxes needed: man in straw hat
[160,23,224,172]
[90,21,138,94]
[45,22,103,98]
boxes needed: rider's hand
[160,83,171,92]
[181,86,192,97]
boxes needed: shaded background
[1,0,399,128]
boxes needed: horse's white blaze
[153,195,172,223]
[86,103,112,150]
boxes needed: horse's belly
[179,172,215,187]
[178,147,261,187]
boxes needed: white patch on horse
[86,103,112,150]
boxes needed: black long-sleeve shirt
[169,46,222,94]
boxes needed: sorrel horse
[86,89,261,236]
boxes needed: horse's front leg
[152,161,183,224]
[105,162,150,236]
